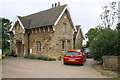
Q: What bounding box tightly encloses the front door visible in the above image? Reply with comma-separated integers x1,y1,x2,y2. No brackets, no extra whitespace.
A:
16,42,23,57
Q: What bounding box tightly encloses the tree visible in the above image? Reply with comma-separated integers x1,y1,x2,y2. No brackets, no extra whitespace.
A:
89,29,120,61
1,18,12,52
86,2,119,62
100,2,118,28
85,25,104,47
116,23,120,30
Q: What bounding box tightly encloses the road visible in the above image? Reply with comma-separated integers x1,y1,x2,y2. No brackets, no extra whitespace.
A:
2,57,108,78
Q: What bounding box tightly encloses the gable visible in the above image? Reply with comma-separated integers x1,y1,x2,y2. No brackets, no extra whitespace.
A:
10,16,25,32
77,28,84,40
12,21,25,34
74,25,84,40
54,8,77,32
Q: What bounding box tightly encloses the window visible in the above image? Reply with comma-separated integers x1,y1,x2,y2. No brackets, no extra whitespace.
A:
36,41,41,52
66,52,79,55
63,23,66,32
62,41,65,51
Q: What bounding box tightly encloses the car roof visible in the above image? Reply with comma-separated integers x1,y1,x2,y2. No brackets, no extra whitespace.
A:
68,49,83,52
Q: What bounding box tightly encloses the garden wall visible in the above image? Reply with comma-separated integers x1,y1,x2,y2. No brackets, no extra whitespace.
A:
102,56,118,71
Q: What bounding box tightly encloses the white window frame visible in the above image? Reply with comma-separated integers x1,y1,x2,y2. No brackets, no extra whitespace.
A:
62,41,65,51
36,41,41,52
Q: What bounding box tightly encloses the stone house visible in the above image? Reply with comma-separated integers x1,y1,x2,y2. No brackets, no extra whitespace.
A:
73,25,84,49
9,3,84,59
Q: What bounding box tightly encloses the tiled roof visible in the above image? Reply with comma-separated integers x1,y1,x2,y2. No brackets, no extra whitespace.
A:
18,4,67,29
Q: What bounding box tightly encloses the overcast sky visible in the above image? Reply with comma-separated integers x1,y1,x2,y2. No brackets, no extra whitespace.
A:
0,0,119,44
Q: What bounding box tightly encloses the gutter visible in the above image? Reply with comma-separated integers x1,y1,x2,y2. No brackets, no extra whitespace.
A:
27,19,31,55
27,30,30,55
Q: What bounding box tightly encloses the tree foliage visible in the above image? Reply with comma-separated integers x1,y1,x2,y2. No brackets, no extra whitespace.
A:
85,2,119,61
85,26,104,47
1,18,12,51
116,23,120,30
89,29,120,61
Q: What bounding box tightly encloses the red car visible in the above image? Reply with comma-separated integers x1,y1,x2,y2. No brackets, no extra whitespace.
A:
63,49,86,65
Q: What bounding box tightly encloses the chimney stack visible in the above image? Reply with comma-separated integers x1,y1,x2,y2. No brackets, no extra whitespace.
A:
58,2,60,6
52,2,60,8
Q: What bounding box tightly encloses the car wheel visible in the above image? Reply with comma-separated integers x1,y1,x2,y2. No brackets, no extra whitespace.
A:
81,60,84,66
81,63,83,66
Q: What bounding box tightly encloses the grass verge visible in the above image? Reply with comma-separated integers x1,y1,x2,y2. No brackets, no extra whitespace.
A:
92,62,118,78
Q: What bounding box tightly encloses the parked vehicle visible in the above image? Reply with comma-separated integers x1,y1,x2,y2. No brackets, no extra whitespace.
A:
63,49,87,65
84,48,92,58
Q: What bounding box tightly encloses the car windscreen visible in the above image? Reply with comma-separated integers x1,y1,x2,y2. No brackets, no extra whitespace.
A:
66,52,79,55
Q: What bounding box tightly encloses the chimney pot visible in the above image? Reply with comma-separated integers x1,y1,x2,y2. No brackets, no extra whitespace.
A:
58,2,60,6
55,3,57,7
52,4,54,8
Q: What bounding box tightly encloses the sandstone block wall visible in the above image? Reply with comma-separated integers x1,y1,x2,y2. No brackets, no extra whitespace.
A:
102,56,118,71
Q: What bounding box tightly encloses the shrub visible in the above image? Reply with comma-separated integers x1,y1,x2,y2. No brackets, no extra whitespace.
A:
3,51,9,55
24,55,56,61
50,58,56,61
24,55,37,59
37,56,56,61
89,29,120,61
24,55,29,58
28,55,37,59
13,54,17,57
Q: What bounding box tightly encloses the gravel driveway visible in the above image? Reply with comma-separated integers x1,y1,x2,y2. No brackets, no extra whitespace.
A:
2,57,109,78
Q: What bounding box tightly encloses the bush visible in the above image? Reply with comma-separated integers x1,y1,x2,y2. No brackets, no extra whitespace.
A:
24,55,37,59
89,29,120,61
37,56,56,61
3,51,9,55
24,55,56,61
24,55,29,58
13,54,17,57
8,52,17,57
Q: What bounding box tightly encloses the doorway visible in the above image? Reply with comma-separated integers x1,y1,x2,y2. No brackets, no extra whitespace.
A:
16,42,23,57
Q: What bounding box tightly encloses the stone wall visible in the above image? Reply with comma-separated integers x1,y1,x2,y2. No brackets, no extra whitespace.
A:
102,56,118,71
52,10,74,58
29,10,74,59
10,22,26,56
75,34,82,49
29,29,53,57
